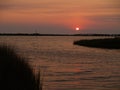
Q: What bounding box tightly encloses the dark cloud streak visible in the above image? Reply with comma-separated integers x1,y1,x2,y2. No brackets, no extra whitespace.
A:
86,14,120,22
0,23,73,34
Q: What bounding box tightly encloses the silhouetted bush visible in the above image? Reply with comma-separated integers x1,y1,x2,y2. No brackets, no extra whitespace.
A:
0,45,42,90
74,38,120,49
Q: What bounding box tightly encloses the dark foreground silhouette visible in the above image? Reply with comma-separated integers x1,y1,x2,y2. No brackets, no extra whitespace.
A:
0,45,42,90
74,38,120,49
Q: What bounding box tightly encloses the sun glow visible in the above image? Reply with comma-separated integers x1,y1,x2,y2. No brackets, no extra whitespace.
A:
75,27,80,31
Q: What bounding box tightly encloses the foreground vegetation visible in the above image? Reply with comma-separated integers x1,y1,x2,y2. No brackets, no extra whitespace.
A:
0,45,42,90
74,37,120,49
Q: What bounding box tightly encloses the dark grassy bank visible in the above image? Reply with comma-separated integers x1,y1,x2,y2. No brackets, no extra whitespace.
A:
0,45,42,90
74,38,120,49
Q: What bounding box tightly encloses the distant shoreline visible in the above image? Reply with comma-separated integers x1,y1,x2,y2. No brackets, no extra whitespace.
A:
73,38,120,49
0,33,120,36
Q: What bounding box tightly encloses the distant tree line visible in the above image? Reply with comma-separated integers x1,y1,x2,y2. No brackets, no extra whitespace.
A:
0,33,120,36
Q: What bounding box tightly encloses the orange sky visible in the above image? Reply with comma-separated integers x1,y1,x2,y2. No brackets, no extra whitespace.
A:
0,0,120,34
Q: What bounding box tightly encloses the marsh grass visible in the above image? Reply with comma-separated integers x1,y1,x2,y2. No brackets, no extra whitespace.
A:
74,38,120,49
0,45,42,90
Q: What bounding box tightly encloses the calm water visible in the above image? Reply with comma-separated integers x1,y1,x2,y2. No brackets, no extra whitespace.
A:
0,36,120,90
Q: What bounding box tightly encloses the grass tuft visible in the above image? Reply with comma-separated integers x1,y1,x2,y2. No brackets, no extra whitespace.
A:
0,44,42,90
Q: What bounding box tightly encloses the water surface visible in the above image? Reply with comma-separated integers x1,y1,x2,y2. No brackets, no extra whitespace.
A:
0,36,120,90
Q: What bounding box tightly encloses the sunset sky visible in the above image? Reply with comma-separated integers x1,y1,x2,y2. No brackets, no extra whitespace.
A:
0,0,120,34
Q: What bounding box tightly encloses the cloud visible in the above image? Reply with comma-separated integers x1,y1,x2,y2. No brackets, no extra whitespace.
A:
87,14,120,23
0,3,41,10
1,0,120,16
0,1,66,10
0,23,73,34
0,1,70,15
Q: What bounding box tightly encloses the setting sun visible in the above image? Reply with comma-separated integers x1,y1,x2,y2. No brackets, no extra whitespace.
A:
76,27,80,31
